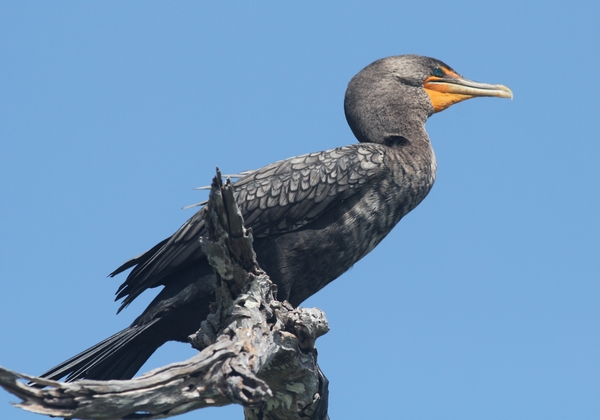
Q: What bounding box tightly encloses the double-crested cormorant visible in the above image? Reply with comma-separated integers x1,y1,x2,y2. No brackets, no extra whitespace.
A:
39,55,512,382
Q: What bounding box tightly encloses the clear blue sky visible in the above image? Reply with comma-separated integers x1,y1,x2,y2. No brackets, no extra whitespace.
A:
1,2,598,419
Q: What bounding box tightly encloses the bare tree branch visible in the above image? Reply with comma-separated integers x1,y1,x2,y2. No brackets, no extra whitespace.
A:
0,168,330,420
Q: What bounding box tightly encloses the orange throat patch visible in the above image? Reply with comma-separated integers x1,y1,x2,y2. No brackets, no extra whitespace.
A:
423,88,472,113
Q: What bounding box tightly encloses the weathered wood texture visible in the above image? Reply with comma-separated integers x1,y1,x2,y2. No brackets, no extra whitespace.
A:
0,169,330,420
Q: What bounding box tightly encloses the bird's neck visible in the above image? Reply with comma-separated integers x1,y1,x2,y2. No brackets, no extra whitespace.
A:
345,90,432,147
384,125,437,213
385,119,431,146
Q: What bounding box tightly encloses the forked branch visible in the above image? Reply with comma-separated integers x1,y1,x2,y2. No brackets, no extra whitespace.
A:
0,168,330,420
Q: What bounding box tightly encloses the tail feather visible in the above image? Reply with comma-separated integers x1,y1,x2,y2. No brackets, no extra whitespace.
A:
90,343,157,382
38,319,160,383
37,263,215,386
64,325,151,382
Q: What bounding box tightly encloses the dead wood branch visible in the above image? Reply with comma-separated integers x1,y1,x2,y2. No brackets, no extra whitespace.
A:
0,168,330,420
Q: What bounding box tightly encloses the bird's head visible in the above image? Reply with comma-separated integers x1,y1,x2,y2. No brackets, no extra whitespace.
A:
344,55,512,145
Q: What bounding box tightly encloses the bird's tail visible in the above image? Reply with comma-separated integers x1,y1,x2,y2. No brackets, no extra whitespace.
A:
37,319,160,384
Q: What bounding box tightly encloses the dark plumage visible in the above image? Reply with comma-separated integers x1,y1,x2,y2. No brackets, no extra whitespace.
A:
39,55,512,382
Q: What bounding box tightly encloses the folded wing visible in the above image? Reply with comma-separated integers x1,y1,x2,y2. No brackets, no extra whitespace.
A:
111,143,388,311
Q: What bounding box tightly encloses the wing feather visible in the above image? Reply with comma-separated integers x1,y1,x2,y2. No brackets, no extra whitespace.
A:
113,143,388,309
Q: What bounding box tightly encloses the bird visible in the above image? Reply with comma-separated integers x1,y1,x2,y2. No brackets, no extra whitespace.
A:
38,54,512,383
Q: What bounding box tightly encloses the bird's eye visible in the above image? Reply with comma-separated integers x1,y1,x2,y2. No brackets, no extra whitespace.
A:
433,67,444,77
